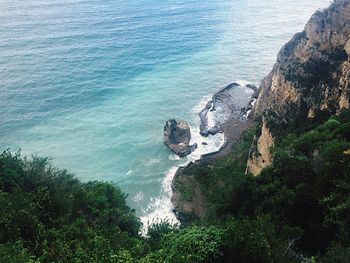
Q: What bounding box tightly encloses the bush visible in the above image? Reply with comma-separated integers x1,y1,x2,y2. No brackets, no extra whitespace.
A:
0,150,141,262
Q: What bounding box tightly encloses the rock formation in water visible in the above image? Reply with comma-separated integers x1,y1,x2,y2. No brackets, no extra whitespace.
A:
171,0,350,222
199,83,256,137
164,119,197,157
171,84,256,222
247,0,350,175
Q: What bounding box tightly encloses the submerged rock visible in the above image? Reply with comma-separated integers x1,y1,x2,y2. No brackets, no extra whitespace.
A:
163,119,197,157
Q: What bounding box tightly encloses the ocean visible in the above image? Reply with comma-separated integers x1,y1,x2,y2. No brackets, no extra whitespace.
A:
0,0,330,227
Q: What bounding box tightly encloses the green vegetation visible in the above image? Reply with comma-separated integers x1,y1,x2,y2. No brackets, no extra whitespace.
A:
1,109,350,262
174,179,193,202
0,152,141,262
173,109,350,262
178,127,256,217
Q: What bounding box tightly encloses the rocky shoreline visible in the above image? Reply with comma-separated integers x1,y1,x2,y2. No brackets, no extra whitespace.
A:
199,82,257,137
170,82,257,222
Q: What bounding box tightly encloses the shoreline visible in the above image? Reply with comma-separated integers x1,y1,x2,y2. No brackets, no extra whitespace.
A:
170,83,257,222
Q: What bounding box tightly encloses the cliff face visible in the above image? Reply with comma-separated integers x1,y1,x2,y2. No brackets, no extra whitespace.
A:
247,0,350,175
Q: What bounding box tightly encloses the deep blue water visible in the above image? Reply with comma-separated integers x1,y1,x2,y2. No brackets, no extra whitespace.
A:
0,0,330,225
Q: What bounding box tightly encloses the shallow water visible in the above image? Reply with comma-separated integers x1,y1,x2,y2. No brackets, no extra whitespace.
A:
0,0,330,225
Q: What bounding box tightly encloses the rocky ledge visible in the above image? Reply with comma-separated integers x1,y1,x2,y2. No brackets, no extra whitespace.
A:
164,119,198,157
171,83,257,223
199,82,257,137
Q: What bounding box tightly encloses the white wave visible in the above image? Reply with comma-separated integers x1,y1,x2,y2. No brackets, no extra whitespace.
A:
133,191,144,203
139,82,255,234
188,124,225,162
235,79,251,86
169,154,181,161
144,158,160,166
140,93,227,235
244,109,252,119
192,95,212,114
139,166,180,236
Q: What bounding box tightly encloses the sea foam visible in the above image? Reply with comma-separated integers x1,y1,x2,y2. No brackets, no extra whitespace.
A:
140,94,225,235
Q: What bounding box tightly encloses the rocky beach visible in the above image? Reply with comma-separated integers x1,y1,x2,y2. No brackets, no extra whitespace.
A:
170,82,257,221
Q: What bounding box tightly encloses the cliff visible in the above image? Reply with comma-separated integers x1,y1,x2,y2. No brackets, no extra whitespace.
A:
247,0,350,175
171,0,350,222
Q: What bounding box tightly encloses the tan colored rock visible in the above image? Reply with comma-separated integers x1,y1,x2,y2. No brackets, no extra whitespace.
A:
248,0,350,176
340,94,350,109
247,119,274,176
308,108,316,119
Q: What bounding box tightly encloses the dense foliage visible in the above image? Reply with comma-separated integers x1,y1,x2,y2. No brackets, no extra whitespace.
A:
1,110,350,262
0,152,142,262
0,152,226,263
173,109,350,262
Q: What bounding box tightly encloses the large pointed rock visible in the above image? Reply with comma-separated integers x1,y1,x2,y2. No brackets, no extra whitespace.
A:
163,119,197,157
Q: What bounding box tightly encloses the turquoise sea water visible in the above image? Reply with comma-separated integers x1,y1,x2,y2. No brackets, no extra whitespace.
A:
0,0,330,226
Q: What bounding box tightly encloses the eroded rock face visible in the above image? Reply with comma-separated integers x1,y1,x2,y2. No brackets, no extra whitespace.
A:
164,119,197,157
247,0,350,175
246,119,274,176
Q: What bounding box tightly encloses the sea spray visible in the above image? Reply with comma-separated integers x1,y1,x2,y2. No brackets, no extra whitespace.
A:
140,95,225,235
140,82,256,234
139,166,181,235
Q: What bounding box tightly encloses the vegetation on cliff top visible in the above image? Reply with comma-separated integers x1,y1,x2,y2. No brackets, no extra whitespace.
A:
172,108,350,262
1,109,350,262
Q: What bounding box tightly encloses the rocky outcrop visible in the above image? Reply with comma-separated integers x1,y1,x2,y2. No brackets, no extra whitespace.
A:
164,119,197,157
246,119,274,176
247,0,350,175
171,163,207,224
171,83,255,221
199,83,255,136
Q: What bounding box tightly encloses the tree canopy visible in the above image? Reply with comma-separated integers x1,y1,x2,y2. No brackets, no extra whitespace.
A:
1,110,350,262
